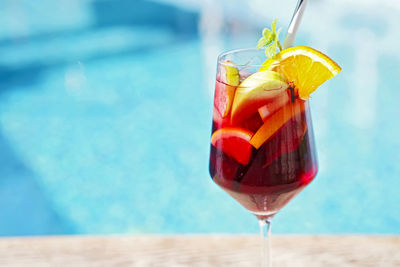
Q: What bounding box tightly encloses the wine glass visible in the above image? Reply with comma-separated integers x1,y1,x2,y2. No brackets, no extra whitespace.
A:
209,48,318,266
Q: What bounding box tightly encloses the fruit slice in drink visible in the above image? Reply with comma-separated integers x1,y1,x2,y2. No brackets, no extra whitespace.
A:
214,61,240,118
211,127,253,165
213,62,240,129
230,70,288,125
260,46,342,99
258,91,290,121
250,99,305,149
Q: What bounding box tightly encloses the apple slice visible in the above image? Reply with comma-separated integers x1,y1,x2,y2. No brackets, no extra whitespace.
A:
250,100,306,149
211,128,254,165
258,90,290,121
231,70,288,125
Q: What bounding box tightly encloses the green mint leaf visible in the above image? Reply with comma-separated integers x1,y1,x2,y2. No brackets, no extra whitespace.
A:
273,28,281,46
265,44,277,58
269,32,276,43
257,37,270,49
271,19,277,33
267,35,274,44
275,28,282,40
262,28,271,38
257,19,283,58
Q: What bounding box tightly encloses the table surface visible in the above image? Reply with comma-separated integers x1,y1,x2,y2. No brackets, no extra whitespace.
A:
0,235,399,266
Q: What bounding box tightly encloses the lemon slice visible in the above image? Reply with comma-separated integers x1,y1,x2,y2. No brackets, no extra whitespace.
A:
259,46,341,99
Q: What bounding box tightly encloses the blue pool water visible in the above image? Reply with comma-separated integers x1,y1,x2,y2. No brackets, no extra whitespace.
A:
0,0,399,236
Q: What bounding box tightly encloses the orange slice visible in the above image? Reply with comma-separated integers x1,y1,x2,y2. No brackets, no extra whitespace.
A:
250,100,305,149
211,128,254,165
260,46,341,99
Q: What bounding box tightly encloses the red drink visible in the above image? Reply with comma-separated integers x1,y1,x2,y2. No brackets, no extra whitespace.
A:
209,78,318,219
208,20,341,266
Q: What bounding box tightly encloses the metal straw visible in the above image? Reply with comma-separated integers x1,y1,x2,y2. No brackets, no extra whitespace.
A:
283,0,308,49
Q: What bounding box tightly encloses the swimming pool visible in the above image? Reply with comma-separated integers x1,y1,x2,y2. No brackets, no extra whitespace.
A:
0,0,399,236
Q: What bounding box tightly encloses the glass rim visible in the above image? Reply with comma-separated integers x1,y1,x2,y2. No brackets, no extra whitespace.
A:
217,48,268,68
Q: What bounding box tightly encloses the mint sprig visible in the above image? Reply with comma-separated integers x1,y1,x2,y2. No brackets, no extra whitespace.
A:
256,19,283,58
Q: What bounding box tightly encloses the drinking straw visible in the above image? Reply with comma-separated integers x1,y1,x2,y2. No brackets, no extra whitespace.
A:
283,0,308,49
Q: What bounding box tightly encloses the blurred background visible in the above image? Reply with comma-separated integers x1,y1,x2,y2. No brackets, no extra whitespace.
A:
0,0,399,236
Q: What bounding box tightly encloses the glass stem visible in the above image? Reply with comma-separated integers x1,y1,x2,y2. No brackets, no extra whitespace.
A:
258,218,272,267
